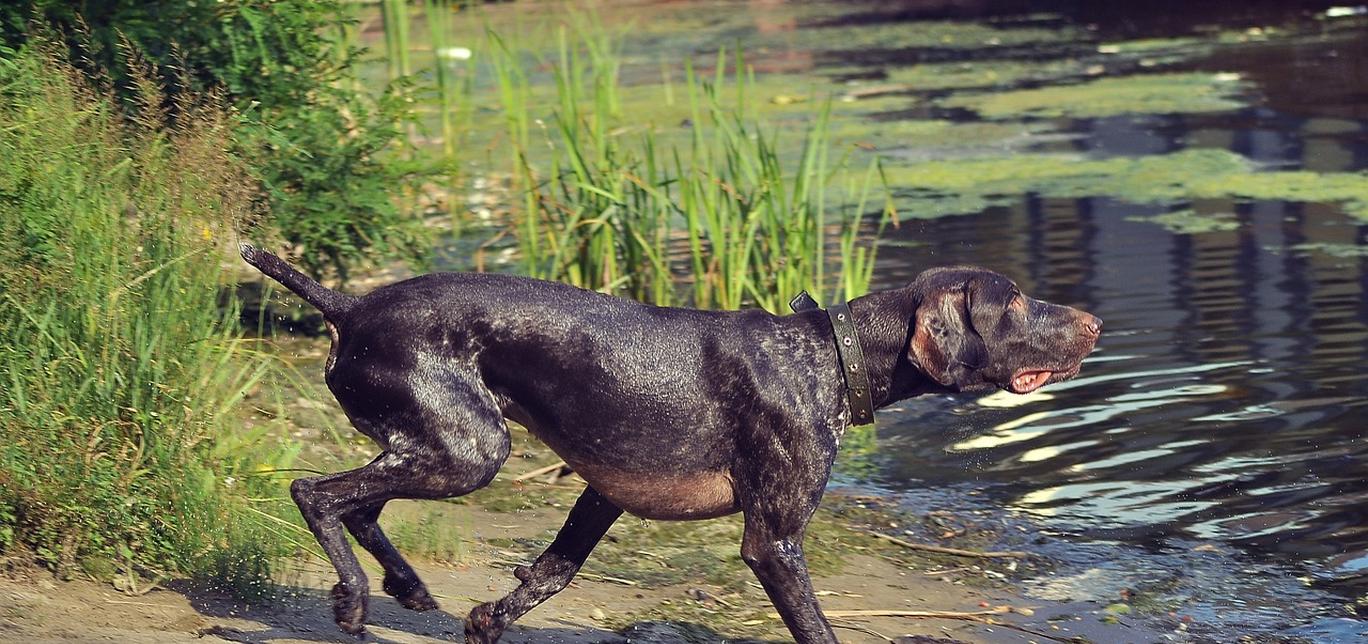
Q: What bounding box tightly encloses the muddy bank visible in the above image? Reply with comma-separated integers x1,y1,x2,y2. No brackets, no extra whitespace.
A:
0,324,1176,644
0,495,1170,644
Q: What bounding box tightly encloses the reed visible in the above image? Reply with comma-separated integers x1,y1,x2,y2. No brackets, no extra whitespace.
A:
423,0,478,221
368,7,898,310
424,0,458,162
487,25,895,311
380,0,412,82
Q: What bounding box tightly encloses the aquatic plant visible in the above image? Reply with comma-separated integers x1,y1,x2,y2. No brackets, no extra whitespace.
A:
381,0,413,85
423,0,476,210
881,148,1368,222
749,16,1078,53
878,58,1093,93
1126,209,1239,234
941,72,1249,120
490,30,896,311
1290,242,1368,259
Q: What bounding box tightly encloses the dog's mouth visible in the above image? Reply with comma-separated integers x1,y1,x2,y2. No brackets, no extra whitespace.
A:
1008,363,1085,394
1009,369,1054,394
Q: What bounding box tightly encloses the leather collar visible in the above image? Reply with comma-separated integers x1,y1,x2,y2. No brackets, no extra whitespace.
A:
789,292,876,427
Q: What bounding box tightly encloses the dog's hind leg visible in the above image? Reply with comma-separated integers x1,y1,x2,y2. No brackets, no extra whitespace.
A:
293,372,511,637
341,502,438,611
465,486,622,644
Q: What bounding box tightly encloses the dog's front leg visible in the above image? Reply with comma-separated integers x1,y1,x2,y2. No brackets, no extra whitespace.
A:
736,421,840,644
740,517,837,643
466,486,623,643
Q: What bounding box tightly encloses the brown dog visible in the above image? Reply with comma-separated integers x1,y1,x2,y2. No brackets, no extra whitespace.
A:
241,245,1100,643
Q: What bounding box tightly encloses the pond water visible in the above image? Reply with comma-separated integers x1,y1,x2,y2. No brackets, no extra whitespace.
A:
795,1,1368,637
426,0,1368,637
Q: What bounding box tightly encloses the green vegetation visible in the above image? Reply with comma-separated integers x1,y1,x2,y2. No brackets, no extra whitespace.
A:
4,0,1366,610
1291,242,1368,259
423,0,474,201
1126,209,1239,234
941,72,1249,120
1,0,432,283
490,28,897,311
0,44,296,599
752,17,1078,52
882,148,1368,220
382,502,471,566
879,58,1093,92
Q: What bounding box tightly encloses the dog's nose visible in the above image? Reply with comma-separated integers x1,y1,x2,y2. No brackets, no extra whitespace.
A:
1082,314,1103,336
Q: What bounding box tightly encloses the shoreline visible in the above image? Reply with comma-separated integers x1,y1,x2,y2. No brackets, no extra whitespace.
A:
0,485,1163,644
0,324,1172,643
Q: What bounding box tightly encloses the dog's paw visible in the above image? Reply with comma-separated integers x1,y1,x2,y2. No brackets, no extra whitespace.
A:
383,574,439,612
330,582,369,637
464,602,504,644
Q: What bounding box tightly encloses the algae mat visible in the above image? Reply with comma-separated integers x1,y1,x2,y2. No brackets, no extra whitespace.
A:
881,148,1368,222
940,72,1249,120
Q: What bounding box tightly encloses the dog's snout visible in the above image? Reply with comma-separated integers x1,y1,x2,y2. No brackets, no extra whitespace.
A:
1081,314,1103,336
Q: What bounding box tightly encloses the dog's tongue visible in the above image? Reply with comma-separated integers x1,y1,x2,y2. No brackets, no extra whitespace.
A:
1011,370,1053,394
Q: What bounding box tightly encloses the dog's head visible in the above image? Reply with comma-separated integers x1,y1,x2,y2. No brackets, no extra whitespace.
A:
905,266,1100,394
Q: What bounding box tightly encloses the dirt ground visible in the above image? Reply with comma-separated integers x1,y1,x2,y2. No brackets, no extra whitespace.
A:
0,290,1174,644
0,497,1168,644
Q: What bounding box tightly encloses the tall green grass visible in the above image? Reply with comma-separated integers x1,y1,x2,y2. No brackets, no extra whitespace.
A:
488,26,896,311
354,5,898,309
380,0,413,86
423,0,477,220
0,43,296,598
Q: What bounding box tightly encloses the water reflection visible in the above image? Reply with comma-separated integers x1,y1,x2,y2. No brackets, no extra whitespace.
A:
666,0,1368,611
871,71,1368,592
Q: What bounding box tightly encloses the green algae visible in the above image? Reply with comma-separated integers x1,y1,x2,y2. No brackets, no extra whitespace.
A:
754,19,1078,53
1126,210,1239,234
828,118,1046,153
879,58,1093,92
881,148,1368,222
1197,170,1368,219
941,72,1249,120
1291,242,1368,259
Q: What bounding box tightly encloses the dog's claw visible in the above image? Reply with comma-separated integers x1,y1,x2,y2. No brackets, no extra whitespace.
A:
465,602,504,644
383,574,439,611
331,582,369,637
398,586,439,612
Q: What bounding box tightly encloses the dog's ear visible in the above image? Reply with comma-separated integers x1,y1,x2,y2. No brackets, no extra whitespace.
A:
908,284,988,388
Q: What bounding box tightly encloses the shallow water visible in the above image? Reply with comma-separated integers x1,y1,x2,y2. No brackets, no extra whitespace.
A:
426,0,1368,635
804,1,1368,636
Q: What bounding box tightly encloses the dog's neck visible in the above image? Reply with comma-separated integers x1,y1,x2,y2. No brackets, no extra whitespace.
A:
847,288,941,407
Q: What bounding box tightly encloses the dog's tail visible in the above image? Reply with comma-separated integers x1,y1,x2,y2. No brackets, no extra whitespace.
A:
239,243,357,320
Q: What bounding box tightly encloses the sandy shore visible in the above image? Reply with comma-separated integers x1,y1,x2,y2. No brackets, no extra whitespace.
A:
0,485,1169,644
0,320,1179,644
